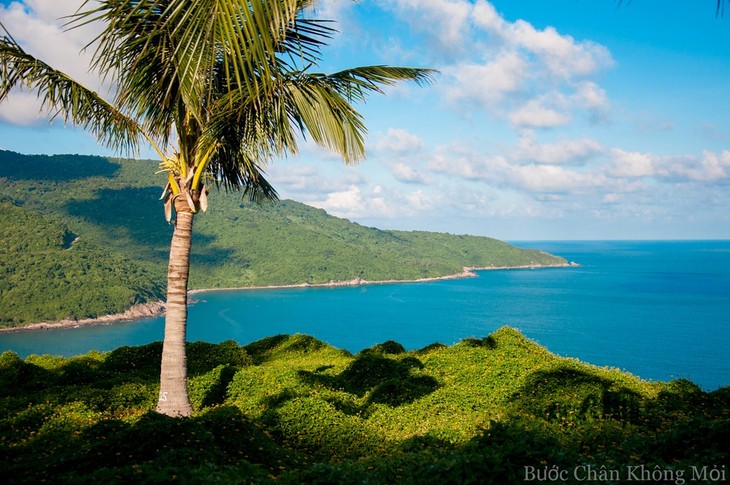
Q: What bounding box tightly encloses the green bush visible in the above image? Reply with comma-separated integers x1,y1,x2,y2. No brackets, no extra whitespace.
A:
187,340,253,375
103,382,157,414
270,396,381,459
102,341,162,381
189,364,237,411
360,340,407,355
35,401,102,441
512,364,643,424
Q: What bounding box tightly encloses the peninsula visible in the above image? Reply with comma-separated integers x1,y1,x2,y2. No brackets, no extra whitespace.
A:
0,150,569,329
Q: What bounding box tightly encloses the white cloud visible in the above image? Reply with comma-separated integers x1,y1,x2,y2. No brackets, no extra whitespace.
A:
268,164,321,192
310,184,402,219
426,141,600,193
0,90,50,124
384,0,614,128
280,132,728,234
514,131,604,164
508,98,571,128
608,148,730,182
313,185,367,217
391,163,429,184
372,129,430,184
384,0,472,56
278,136,729,236
0,0,107,125
312,0,353,24
505,21,612,79
373,128,425,155
670,150,730,182
602,193,623,204
608,149,658,178
573,81,610,123
442,52,526,108
405,189,438,211
269,161,365,198
574,81,608,110
511,163,603,193
428,143,510,182
471,0,505,32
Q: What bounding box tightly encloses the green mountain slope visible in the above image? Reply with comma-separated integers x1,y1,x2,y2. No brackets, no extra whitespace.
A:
0,202,164,326
1,328,727,483
0,150,567,326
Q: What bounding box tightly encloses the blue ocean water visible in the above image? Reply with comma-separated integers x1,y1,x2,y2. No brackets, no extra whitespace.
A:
1,240,728,390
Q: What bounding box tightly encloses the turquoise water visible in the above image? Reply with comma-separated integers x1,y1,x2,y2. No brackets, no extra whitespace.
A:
1,240,729,390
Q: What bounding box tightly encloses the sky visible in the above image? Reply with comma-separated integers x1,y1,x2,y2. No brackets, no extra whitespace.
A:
1,0,729,240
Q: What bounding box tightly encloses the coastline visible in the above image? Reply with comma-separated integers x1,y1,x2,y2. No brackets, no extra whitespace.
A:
0,301,167,334
1,262,574,334
188,262,574,295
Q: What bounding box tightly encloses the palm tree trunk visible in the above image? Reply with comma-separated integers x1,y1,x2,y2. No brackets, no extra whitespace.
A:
157,200,195,417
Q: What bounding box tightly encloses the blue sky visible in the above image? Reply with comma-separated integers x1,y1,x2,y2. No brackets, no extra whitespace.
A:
1,1,729,240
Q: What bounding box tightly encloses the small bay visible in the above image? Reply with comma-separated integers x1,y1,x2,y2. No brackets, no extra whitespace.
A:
1,240,728,390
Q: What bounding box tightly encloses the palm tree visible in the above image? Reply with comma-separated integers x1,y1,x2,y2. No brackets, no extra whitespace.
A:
0,0,433,417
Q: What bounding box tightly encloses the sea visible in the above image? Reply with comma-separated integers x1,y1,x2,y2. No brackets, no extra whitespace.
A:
1,240,729,390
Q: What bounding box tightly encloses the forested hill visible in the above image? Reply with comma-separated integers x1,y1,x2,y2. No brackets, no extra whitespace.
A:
0,150,567,327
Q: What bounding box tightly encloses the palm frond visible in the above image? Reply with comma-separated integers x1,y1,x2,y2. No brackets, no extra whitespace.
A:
0,25,142,154
196,62,437,191
316,65,437,103
240,169,279,202
278,67,435,163
282,74,368,163
277,17,334,69
195,100,284,197
73,0,183,141
70,0,334,145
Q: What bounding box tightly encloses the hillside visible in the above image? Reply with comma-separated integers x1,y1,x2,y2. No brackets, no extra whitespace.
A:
1,327,727,483
0,202,163,326
0,150,567,327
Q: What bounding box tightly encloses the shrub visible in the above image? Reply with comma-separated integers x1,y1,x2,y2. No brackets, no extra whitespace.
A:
58,354,107,385
34,401,101,442
270,396,381,459
1,402,55,442
101,342,162,381
103,382,157,414
414,342,447,355
188,364,237,411
187,340,252,375
0,351,28,390
360,340,407,355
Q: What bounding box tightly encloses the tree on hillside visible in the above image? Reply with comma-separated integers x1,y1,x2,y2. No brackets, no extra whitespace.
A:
0,0,433,417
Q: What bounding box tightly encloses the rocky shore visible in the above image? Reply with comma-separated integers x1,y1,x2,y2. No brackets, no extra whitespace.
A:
0,301,166,334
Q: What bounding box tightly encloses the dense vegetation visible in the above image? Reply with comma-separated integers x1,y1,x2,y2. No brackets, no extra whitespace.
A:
0,201,164,326
0,327,726,483
0,150,566,327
